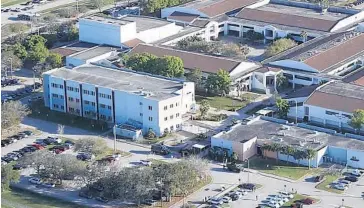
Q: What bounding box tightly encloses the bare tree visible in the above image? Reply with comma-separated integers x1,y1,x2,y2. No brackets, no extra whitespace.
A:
19,150,54,177
1,101,30,131
57,124,65,135
77,162,110,188
74,138,108,156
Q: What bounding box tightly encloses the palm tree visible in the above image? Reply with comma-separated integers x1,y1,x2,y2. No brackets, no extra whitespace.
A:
300,30,308,43
270,143,282,162
261,144,271,159
284,146,295,164
306,148,317,169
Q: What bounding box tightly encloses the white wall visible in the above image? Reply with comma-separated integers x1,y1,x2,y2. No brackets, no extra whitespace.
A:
346,149,364,169
331,10,364,32
120,22,137,43
305,104,352,127
287,97,307,119
137,23,182,43
158,96,183,134
229,62,259,77
79,19,122,47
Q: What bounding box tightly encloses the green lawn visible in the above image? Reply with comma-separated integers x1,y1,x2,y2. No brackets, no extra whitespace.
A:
282,194,317,207
29,100,109,133
196,94,257,111
2,0,28,7
1,188,86,208
247,157,321,180
315,174,343,194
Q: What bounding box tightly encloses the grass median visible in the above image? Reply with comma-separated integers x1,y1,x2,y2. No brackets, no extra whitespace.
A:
195,94,258,111
315,174,343,194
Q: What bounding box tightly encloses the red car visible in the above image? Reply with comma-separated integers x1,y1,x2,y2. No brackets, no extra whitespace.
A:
302,198,314,205
32,144,44,150
55,149,64,154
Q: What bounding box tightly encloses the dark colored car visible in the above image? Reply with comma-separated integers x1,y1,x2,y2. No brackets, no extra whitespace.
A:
240,183,256,190
64,140,75,145
314,175,324,182
95,196,109,203
13,163,24,170
345,176,358,182
231,194,239,201
151,144,171,155
77,153,94,161
22,130,33,136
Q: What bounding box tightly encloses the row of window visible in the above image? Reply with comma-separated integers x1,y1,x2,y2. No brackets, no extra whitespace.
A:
52,94,64,99
83,90,95,96
53,104,64,110
100,104,112,110
100,114,112,121
51,83,63,89
68,107,80,114
164,113,180,121
163,102,179,110
325,110,352,119
99,93,111,99
84,100,96,106
68,97,80,103
67,86,79,92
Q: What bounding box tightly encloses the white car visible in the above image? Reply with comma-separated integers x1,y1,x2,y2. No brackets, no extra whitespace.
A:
267,197,284,206
351,169,362,177
29,177,42,185
43,183,55,188
222,196,232,203
209,198,223,205
334,184,348,190
276,194,289,203
279,191,293,199
236,189,248,195
266,202,280,208
140,160,152,166
340,180,351,185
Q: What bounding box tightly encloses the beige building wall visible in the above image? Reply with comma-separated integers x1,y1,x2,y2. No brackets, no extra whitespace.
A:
231,137,258,161
264,150,278,159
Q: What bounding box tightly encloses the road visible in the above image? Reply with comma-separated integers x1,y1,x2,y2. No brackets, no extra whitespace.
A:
1,0,77,25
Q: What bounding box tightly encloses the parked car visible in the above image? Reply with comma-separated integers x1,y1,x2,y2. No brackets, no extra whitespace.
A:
314,175,324,182
339,179,352,185
240,183,256,190
29,177,42,185
43,183,55,188
151,144,170,155
231,194,241,201
140,159,152,166
301,198,314,205
142,199,157,206
334,183,348,190
64,140,75,145
32,144,45,150
279,191,294,199
351,169,362,177
95,196,109,203
77,153,95,161
265,202,280,208
22,130,33,136
276,194,289,203
222,196,232,203
13,163,24,170
345,176,358,182
208,197,223,205
267,197,284,206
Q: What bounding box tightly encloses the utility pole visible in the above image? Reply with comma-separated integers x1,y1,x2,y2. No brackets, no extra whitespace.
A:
9,58,13,79
113,124,117,153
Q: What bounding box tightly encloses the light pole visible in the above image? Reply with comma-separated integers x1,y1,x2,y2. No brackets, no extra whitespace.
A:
245,159,250,183
284,184,287,192
113,124,117,153
341,199,344,207
8,58,13,79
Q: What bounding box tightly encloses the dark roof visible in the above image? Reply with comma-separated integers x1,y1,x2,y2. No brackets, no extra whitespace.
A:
256,66,281,73
284,85,319,99
305,82,364,113
122,38,145,48
50,48,78,57
168,11,199,23
130,44,241,74
235,8,337,32
304,34,364,71
191,19,211,28
343,68,364,86
199,0,259,17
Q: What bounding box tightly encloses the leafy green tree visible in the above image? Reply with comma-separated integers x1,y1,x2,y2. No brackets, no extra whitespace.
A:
1,101,30,130
276,73,289,91
19,150,53,178
349,109,364,133
216,69,232,96
27,43,49,63
1,51,23,74
199,100,210,118
186,68,202,86
265,38,297,57
25,35,47,50
1,164,20,192
205,74,219,93
306,148,317,169
46,53,63,68
159,55,184,77
245,30,264,42
276,97,289,118
12,43,28,59
283,145,295,164
74,138,108,156
126,53,157,73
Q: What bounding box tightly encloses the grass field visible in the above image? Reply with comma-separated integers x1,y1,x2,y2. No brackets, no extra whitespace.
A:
1,187,86,208
247,157,321,180
196,94,257,111
2,0,27,7
315,174,343,194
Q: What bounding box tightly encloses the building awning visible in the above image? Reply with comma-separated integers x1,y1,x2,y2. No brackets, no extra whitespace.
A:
192,144,207,149
256,108,274,116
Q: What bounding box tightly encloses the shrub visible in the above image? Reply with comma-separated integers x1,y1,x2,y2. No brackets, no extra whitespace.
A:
265,38,297,57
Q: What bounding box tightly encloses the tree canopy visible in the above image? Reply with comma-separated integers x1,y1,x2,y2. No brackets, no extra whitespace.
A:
1,101,30,130
265,38,297,57
74,138,108,156
349,109,364,132
276,97,289,118
1,164,20,192
205,69,232,95
125,53,184,78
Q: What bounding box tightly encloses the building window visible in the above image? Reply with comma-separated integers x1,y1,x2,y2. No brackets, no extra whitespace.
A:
60,105,64,110
76,98,80,103
108,116,112,121
295,75,312,81
91,91,95,96
84,100,90,105
75,88,79,92
176,102,178,106
100,114,106,120
76,109,80,114
100,104,106,108
60,95,64,99
176,113,180,117
107,105,111,110
228,23,239,27
52,94,58,98
68,97,74,102
60,85,63,89
148,117,153,121
326,110,339,116
83,89,87,94
67,86,74,91
170,115,173,119
140,113,143,116
342,114,352,119
176,124,180,128
99,93,111,99
53,104,59,108
69,107,75,112
91,102,95,106
170,104,174,108
170,125,174,131
164,106,167,110
218,24,224,28
164,117,168,121
139,102,143,105
148,106,152,110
